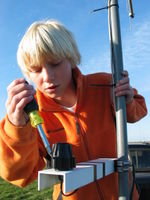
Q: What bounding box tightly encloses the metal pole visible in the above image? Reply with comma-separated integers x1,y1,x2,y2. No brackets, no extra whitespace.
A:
108,0,130,199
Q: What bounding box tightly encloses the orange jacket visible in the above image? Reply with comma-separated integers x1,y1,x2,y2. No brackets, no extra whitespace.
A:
0,67,147,200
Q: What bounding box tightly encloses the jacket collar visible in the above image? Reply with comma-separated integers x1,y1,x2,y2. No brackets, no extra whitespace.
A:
36,67,84,112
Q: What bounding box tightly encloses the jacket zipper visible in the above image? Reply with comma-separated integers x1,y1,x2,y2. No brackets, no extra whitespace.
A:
74,113,104,200
75,114,80,135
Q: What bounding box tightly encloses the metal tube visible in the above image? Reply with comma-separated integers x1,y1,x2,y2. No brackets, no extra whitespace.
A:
108,0,129,199
128,0,134,18
37,124,52,157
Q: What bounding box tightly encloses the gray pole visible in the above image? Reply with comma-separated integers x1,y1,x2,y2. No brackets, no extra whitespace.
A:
108,0,130,199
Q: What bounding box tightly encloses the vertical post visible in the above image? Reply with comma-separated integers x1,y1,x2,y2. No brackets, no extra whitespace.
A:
109,0,129,199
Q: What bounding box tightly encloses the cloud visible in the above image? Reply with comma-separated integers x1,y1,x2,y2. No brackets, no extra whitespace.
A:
123,19,150,71
81,50,111,74
81,15,150,141
123,18,150,94
82,16,150,93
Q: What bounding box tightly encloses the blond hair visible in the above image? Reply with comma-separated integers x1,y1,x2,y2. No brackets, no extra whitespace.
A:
17,19,81,78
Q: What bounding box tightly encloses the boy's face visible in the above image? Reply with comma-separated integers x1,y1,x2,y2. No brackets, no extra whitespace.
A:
28,58,76,105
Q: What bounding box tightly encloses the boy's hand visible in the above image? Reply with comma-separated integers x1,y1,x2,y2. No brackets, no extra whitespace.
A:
115,70,134,104
6,78,36,126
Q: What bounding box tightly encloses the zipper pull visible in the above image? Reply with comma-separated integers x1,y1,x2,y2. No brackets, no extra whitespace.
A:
75,114,80,135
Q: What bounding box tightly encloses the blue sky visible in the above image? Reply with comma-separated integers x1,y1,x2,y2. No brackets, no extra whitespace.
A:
0,0,150,142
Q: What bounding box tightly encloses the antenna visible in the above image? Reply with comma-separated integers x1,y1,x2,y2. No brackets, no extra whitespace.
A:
91,0,135,199
108,0,130,199
128,0,134,18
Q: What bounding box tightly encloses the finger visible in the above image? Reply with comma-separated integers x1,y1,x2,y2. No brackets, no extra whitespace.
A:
7,81,34,95
7,88,35,109
122,70,128,75
121,70,129,78
116,76,129,87
117,83,130,91
115,88,130,97
115,89,131,97
7,78,26,91
7,82,35,105
6,94,33,117
115,81,130,96
15,96,34,113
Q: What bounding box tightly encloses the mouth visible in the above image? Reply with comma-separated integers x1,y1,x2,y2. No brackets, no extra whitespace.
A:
45,84,59,91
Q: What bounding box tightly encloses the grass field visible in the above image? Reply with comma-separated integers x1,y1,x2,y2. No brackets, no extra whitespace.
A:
0,177,53,200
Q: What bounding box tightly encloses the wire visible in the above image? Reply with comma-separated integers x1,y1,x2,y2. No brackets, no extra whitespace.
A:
129,161,141,200
59,176,78,197
91,3,119,13
89,83,116,87
130,163,135,200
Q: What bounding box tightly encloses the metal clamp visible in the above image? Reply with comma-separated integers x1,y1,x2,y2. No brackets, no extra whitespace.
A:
115,157,130,173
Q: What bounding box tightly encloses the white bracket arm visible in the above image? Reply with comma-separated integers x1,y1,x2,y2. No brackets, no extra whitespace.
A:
38,158,116,194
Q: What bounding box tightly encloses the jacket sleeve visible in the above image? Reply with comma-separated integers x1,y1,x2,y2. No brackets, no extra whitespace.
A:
126,88,147,123
0,115,45,187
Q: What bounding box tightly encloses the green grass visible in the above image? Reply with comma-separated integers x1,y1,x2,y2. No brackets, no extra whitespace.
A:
0,177,53,200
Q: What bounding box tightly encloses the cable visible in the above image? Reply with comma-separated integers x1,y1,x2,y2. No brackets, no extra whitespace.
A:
130,163,135,200
91,3,119,13
90,3,119,14
59,176,78,197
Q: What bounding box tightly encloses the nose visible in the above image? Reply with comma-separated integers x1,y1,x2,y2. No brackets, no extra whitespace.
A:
42,66,54,82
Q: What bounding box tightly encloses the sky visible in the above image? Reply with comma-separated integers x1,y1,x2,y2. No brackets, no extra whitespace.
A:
0,0,150,142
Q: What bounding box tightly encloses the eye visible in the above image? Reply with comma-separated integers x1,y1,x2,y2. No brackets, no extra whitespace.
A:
51,60,62,67
28,66,42,73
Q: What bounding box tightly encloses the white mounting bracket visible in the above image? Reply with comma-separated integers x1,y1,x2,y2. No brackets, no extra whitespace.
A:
38,158,116,194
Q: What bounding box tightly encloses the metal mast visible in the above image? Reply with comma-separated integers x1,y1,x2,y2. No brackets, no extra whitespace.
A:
108,0,130,199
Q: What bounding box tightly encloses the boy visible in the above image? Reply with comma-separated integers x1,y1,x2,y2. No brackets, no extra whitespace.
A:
0,19,147,200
